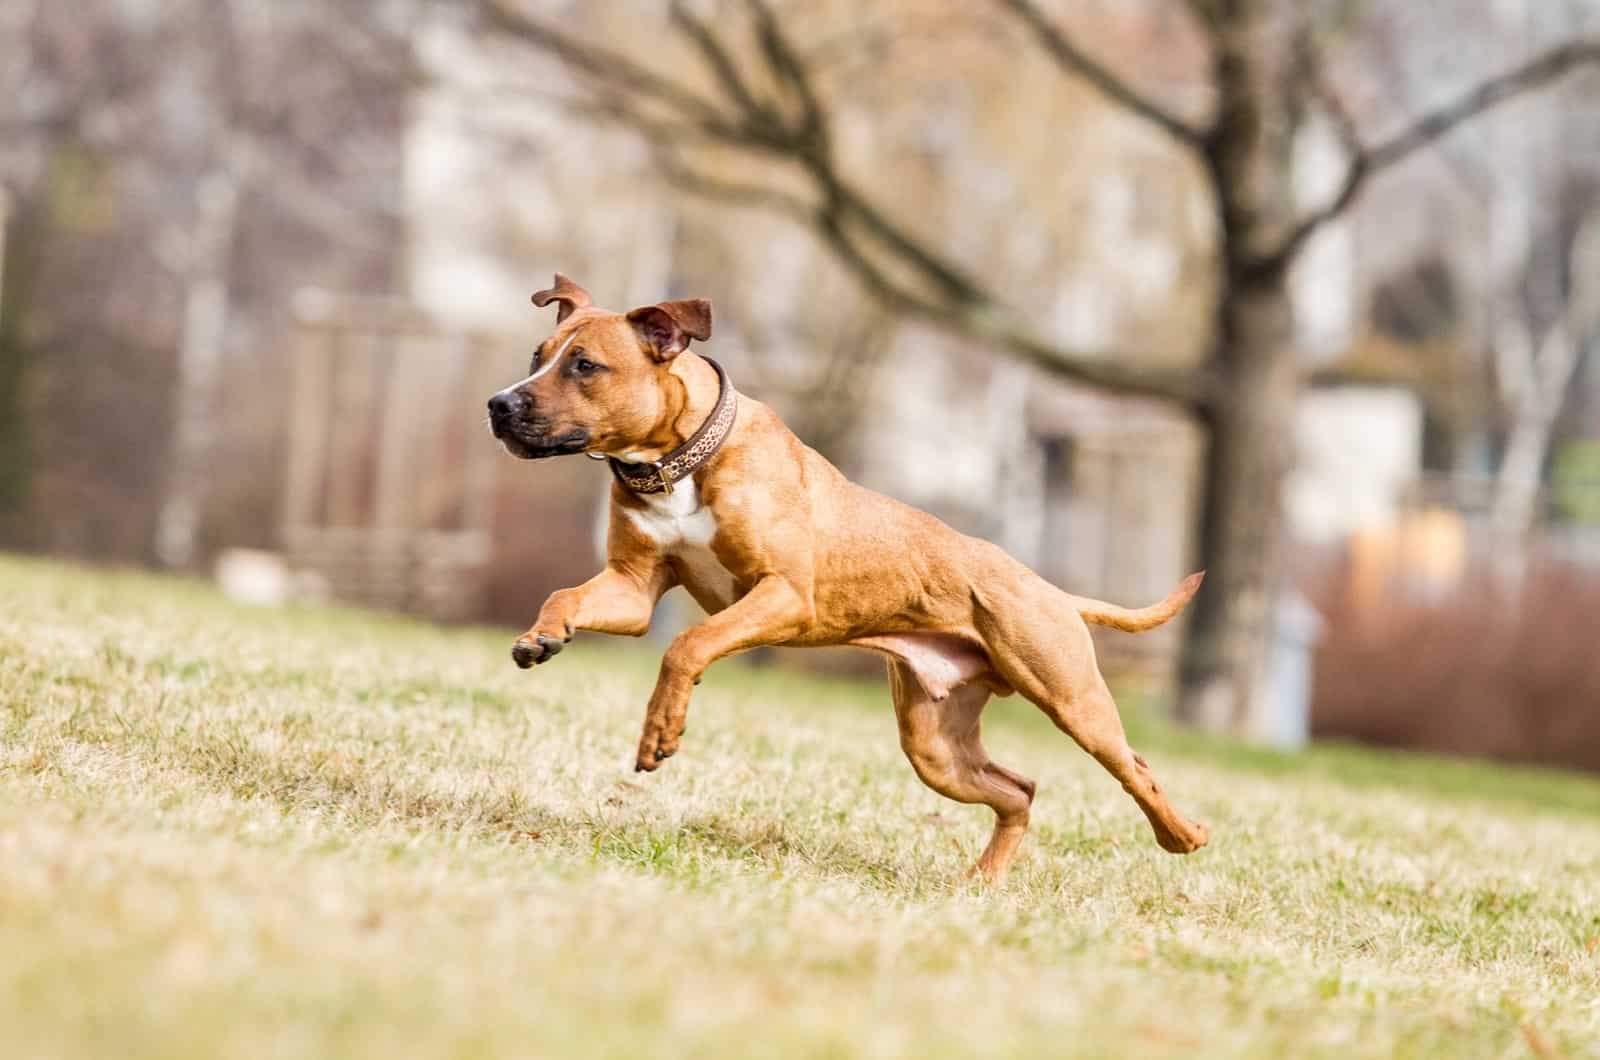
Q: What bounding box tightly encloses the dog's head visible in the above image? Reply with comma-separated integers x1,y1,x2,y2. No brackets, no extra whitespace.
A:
487,273,713,460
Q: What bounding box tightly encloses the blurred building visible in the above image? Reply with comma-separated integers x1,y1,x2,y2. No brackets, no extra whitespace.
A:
6,0,1600,766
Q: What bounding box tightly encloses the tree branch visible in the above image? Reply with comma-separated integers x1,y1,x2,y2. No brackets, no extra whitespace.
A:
1293,25,1362,161
1181,0,1221,36
659,144,1208,404
483,1,752,143
670,2,774,133
742,0,828,152
811,207,1211,403
992,0,1204,149
732,0,986,306
1262,37,1600,270
651,148,816,224
485,0,1209,407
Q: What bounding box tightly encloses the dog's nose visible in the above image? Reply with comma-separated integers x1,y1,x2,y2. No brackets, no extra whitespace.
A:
488,391,527,420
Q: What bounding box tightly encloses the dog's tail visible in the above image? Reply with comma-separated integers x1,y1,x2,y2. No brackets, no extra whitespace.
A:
1070,571,1204,633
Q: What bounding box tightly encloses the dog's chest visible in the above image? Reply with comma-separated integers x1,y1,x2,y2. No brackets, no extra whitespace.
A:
622,483,739,610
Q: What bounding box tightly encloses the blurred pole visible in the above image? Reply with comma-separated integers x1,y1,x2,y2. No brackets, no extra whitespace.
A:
0,180,29,528
156,166,240,569
0,185,9,339
157,0,251,570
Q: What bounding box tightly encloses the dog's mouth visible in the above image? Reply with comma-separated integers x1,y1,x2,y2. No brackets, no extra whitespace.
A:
492,421,591,460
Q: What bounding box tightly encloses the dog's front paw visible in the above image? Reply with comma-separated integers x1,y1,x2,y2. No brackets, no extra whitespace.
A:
633,727,677,772
511,632,566,669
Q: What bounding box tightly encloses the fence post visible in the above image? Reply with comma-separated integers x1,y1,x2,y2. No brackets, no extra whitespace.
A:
282,314,335,538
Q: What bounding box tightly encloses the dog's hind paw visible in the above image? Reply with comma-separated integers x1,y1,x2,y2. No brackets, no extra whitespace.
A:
511,633,565,669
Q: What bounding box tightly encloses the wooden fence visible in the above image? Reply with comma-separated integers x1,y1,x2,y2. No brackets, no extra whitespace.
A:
282,290,509,621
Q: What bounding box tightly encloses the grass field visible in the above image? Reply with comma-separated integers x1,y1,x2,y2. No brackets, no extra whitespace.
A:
3,554,1600,1059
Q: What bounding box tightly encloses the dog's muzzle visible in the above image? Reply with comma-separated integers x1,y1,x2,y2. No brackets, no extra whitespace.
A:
488,392,589,459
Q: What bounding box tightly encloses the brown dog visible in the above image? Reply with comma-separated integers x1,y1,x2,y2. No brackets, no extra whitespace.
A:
489,274,1209,884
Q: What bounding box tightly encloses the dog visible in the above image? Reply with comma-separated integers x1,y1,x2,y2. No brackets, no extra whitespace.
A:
488,274,1209,884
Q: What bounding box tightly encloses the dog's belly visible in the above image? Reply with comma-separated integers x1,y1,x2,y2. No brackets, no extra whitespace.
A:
850,632,1011,700
621,481,739,611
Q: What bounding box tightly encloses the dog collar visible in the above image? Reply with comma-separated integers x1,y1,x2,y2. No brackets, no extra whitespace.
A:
606,357,736,496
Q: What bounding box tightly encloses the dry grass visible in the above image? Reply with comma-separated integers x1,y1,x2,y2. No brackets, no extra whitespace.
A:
3,554,1600,1059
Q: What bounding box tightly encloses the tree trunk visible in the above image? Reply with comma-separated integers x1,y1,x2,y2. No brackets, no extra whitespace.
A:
1177,269,1298,733
1175,0,1300,735
156,166,239,569
0,188,38,536
1488,320,1579,587
1487,213,1600,588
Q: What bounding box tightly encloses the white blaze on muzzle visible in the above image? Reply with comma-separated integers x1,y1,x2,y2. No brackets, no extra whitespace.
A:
494,330,579,399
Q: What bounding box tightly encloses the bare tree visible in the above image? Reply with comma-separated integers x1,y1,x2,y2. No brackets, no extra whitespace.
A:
0,0,415,562
158,1,424,568
484,0,1600,733
1488,213,1600,576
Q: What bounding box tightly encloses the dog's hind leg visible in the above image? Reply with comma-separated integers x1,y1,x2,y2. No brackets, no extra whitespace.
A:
1057,682,1209,854
889,662,1035,886
976,591,1209,855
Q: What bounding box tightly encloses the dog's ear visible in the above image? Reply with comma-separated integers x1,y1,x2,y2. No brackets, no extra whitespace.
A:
531,273,593,323
626,299,713,362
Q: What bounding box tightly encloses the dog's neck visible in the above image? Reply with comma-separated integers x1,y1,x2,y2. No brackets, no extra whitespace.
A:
612,353,722,465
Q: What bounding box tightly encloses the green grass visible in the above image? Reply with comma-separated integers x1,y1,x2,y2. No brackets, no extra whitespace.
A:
3,553,1599,1059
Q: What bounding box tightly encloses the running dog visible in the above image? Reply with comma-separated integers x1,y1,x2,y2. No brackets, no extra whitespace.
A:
488,274,1209,883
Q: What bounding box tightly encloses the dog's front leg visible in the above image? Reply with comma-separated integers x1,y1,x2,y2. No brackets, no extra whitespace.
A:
512,563,671,668
635,574,811,771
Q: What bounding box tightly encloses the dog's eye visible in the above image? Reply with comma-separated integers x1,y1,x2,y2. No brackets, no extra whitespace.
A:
572,353,602,377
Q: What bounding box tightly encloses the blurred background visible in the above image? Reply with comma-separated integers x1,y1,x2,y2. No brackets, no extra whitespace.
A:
4,0,1600,771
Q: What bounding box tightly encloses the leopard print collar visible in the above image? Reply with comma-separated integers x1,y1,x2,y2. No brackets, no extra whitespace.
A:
607,357,736,496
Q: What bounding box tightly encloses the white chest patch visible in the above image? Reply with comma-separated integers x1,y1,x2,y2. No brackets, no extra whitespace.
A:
622,482,739,610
